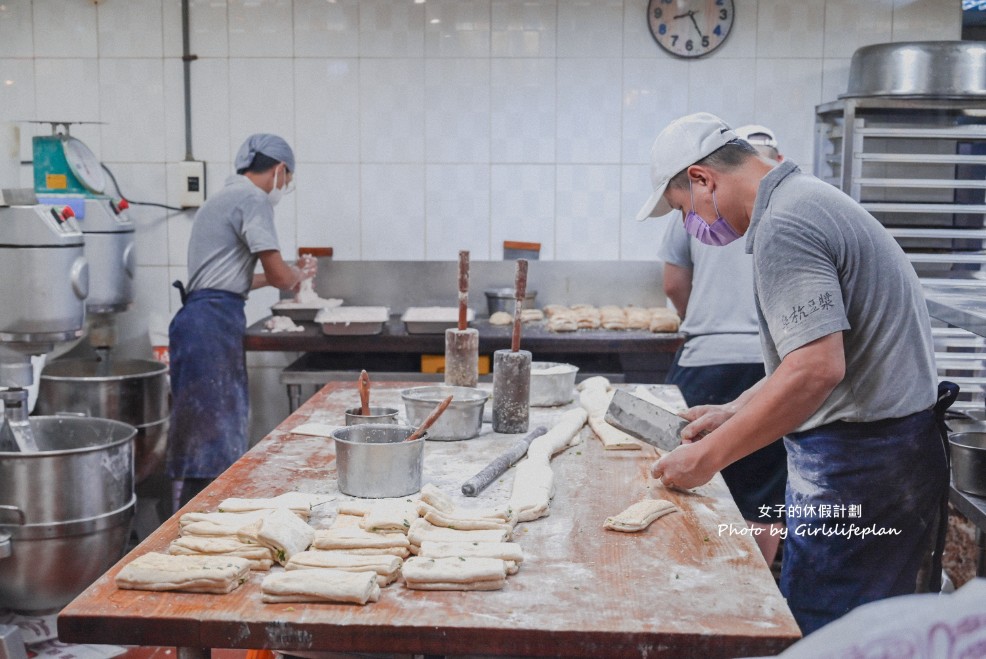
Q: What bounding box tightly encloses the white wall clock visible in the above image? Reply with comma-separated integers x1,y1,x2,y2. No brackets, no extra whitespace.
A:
647,0,735,58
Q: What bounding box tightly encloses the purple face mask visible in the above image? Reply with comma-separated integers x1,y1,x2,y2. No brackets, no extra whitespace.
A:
682,181,741,246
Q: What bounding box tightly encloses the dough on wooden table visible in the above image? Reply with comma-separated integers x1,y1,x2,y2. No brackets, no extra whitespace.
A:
286,551,402,586
261,568,380,605
179,510,274,538
604,499,678,532
115,553,251,594
359,502,419,534
407,519,510,547
313,527,411,551
489,311,512,325
416,502,516,526
509,460,555,522
579,385,642,451
417,541,523,574
402,556,508,590
330,513,365,529
525,408,587,462
169,536,275,571
419,483,455,513
423,510,513,533
217,492,334,520
239,507,314,565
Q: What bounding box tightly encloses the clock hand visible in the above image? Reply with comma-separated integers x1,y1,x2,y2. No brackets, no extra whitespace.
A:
687,10,704,38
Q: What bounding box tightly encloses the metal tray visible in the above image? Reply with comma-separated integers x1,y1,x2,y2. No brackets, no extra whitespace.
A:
402,307,475,334
315,306,389,336
271,298,343,322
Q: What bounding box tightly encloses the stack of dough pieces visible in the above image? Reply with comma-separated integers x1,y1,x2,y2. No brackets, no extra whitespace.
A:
520,308,544,323
169,536,276,571
286,552,402,586
507,408,588,522
116,553,251,594
402,556,509,591
311,527,412,558
217,492,334,521
237,507,315,565
261,568,380,605
540,304,681,333
416,540,524,575
172,509,278,570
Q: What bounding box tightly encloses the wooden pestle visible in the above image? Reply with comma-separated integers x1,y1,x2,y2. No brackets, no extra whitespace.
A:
445,250,479,387
406,395,453,442
358,370,371,416
493,259,531,434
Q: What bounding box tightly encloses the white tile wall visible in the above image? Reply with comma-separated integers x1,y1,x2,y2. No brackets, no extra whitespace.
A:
7,0,963,441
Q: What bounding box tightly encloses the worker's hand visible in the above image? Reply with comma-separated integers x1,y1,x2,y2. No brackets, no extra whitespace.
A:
296,254,318,280
679,403,736,442
650,442,716,490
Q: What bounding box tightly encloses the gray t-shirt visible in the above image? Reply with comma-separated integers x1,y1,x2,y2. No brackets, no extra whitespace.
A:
747,161,936,431
657,215,763,367
187,175,281,297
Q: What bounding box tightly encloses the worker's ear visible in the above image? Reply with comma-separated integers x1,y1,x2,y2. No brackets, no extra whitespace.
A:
686,164,715,188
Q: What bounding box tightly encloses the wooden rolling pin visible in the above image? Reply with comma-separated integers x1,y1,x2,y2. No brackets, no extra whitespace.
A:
358,370,371,416
461,426,547,497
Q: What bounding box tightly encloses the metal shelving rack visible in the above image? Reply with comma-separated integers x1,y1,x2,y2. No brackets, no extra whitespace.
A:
815,96,986,414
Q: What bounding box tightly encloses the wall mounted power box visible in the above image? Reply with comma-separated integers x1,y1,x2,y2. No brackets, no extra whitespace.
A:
179,160,205,208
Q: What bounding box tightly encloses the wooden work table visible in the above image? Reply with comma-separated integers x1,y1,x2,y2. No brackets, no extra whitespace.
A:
59,382,800,658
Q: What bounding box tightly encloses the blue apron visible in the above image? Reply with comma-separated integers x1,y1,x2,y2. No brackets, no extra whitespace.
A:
780,401,949,635
166,287,249,480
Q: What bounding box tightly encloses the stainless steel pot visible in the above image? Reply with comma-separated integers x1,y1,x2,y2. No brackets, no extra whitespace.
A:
844,41,986,98
401,386,488,441
484,288,537,316
529,362,579,407
0,416,135,612
331,424,424,498
36,358,168,483
949,431,986,497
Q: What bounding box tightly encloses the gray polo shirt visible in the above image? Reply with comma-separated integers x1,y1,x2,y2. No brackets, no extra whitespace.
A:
186,175,281,297
657,216,763,367
747,161,936,431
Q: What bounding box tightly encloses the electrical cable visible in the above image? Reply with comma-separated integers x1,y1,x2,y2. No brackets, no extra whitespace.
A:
101,162,186,213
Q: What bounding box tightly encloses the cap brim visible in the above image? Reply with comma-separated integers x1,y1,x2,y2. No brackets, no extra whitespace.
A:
635,183,672,222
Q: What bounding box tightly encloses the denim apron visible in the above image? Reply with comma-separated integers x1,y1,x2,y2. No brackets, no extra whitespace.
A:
780,383,955,635
166,287,249,480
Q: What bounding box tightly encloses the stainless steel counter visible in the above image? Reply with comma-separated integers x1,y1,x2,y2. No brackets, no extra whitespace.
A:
925,282,986,339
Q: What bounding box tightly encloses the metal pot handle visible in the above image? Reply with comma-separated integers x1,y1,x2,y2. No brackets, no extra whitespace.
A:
0,505,26,526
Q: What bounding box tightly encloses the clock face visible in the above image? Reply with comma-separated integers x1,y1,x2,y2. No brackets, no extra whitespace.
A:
647,0,734,59
62,136,106,194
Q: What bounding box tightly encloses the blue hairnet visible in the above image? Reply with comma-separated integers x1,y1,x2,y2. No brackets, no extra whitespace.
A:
234,133,295,173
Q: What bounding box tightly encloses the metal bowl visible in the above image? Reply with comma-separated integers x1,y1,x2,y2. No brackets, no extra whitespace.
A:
401,385,489,441
344,406,399,426
949,431,986,497
529,362,579,407
484,288,537,316
331,424,424,498
843,41,986,99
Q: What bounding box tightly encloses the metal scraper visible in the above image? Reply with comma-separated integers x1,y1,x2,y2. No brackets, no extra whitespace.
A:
604,389,687,452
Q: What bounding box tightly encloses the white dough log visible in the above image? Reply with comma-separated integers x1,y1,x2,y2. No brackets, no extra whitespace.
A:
604,499,678,532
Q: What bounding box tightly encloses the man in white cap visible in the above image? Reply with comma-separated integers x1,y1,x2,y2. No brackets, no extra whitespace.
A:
657,123,786,568
167,133,316,508
639,113,952,634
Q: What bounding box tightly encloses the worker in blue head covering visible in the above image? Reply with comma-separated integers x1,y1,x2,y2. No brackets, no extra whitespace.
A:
167,133,317,509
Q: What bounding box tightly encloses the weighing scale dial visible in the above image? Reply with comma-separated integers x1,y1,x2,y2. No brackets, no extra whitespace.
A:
62,136,106,194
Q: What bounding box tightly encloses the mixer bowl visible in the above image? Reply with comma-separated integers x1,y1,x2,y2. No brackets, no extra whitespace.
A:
401,386,489,441
37,358,169,483
331,424,424,498
0,416,135,612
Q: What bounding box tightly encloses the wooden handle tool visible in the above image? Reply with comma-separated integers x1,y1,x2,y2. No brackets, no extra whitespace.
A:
511,259,528,352
458,250,469,332
406,395,454,442
358,370,371,416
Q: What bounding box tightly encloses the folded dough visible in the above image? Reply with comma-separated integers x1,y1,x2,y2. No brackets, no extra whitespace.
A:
604,499,678,532
313,527,411,551
359,502,419,534
402,556,508,590
417,541,523,574
422,510,513,534
525,408,587,462
407,519,510,547
419,483,455,513
115,553,251,594
261,568,380,605
169,536,275,571
218,492,334,520
240,507,315,564
286,550,402,586
579,382,642,451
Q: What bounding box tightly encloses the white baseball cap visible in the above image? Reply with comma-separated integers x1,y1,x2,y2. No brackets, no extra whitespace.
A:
635,112,738,222
735,124,777,149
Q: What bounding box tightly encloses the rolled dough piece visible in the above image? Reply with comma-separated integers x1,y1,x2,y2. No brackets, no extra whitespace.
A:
604,499,678,532
240,507,315,564
420,483,455,513
169,536,275,571
217,492,334,519
417,541,523,565
286,551,402,586
313,527,411,551
179,509,272,531
407,519,510,546
115,553,251,594
509,460,555,522
489,311,512,325
423,510,513,534
525,408,588,462
402,556,508,586
261,568,380,604
580,386,642,451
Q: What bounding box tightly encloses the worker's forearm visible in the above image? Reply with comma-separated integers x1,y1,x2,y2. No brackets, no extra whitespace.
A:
251,273,267,290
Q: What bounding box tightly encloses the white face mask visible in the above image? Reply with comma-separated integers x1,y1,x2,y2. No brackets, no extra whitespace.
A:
268,166,286,207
